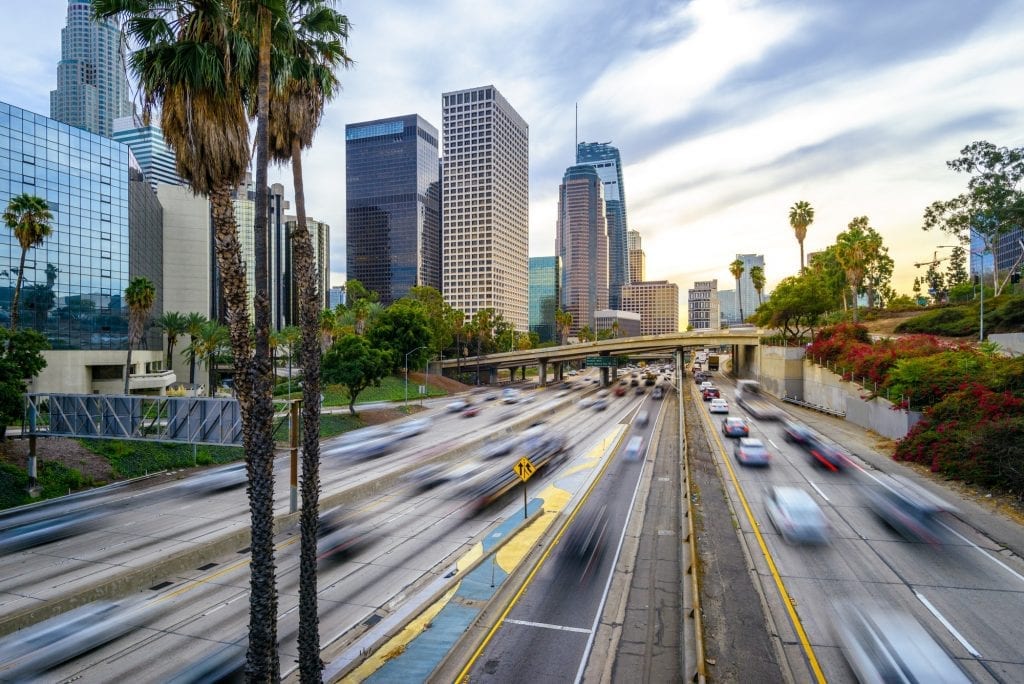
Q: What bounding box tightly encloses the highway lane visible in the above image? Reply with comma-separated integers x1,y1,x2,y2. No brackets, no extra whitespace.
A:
0,381,595,627
694,373,1024,683
464,389,668,683
27,375,642,681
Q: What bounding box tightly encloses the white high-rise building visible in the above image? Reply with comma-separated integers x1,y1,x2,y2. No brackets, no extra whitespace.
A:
441,85,529,330
50,1,132,137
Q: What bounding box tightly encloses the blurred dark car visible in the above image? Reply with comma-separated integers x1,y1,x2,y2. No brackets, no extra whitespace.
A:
721,416,750,438
652,386,664,400
634,386,645,395
167,642,246,684
701,387,720,401
462,404,481,417
0,600,146,679
782,419,814,446
630,378,639,387
0,508,105,554
179,463,248,494
693,372,709,385
806,438,846,471
614,385,627,397
317,508,373,563
561,504,609,582
734,438,771,466
833,602,969,684
864,477,953,545
765,486,830,544
592,398,609,411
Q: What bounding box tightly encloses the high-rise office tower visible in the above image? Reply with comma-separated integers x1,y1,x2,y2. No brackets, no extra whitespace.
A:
576,142,629,308
346,114,440,304
283,215,331,326
442,85,529,330
733,253,765,321
621,280,679,335
50,1,132,137
112,115,182,189
688,279,720,330
556,165,608,334
627,229,645,283
528,256,560,344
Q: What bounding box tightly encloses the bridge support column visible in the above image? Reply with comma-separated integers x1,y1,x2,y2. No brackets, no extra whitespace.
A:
600,367,609,387
539,360,548,387
554,361,562,382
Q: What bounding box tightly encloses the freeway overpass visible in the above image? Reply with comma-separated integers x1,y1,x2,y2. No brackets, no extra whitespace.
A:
438,328,764,385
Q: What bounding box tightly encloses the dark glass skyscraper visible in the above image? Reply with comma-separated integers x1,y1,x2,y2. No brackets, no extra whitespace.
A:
556,165,608,334
576,142,629,309
528,256,559,343
346,114,440,304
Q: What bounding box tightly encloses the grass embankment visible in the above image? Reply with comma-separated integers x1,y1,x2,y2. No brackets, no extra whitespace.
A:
1,461,96,509
895,294,1024,336
274,374,448,404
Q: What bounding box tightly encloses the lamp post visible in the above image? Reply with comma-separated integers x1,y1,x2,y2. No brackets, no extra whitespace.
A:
405,345,428,410
938,243,985,341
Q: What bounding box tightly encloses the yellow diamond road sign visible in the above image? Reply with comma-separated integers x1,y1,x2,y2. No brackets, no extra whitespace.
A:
514,457,536,482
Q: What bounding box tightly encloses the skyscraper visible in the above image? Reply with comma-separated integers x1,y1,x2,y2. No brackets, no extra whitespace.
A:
346,114,440,304
688,280,720,330
627,229,645,283
733,253,765,321
112,115,182,189
50,1,132,137
576,142,629,308
621,280,679,335
528,256,560,344
283,215,331,326
556,165,608,334
442,85,529,330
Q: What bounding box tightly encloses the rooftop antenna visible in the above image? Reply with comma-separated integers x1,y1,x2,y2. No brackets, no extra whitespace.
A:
575,102,579,159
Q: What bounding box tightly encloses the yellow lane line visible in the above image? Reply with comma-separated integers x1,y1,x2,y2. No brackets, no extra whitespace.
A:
495,484,570,573
456,423,629,682
704,396,827,683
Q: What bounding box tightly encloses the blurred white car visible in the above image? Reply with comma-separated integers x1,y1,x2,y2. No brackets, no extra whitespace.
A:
623,435,644,461
764,486,829,544
446,399,469,412
709,398,729,413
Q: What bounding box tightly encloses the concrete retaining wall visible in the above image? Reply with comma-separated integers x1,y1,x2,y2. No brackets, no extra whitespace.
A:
755,346,805,399
989,333,1024,356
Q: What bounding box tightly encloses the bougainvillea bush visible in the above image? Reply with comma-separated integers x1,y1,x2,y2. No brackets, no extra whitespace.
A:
895,386,1024,499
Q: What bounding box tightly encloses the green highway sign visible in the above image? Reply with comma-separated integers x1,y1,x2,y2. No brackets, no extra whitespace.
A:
586,355,628,367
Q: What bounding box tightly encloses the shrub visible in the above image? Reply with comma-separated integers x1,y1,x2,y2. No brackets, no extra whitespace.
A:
895,306,977,336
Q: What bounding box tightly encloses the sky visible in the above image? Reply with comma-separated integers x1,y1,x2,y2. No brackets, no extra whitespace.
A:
2,0,1023,325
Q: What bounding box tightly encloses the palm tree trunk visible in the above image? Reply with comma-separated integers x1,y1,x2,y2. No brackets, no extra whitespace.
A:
124,347,133,394
289,136,325,680
9,247,28,343
166,338,174,369
851,286,860,322
799,240,805,274
210,180,277,679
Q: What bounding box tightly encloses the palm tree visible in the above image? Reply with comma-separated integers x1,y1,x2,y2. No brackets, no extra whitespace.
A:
2,193,53,337
555,308,573,345
729,258,746,322
93,1,283,673
194,320,229,392
183,312,208,386
319,306,337,350
749,265,766,305
835,216,881,323
124,276,157,394
155,310,187,369
788,200,815,273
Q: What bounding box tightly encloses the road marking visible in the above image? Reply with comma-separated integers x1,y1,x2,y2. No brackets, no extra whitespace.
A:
938,521,1024,585
808,482,830,502
706,407,827,684
505,619,592,634
768,439,779,449
915,591,981,657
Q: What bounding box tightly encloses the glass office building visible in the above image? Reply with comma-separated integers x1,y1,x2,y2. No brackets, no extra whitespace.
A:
529,256,559,343
556,164,608,334
576,142,629,308
346,114,440,305
1,101,131,350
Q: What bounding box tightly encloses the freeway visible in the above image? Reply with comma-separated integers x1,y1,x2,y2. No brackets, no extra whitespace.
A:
692,373,1024,682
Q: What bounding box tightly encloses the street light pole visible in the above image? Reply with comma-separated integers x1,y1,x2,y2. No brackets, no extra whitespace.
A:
405,345,428,410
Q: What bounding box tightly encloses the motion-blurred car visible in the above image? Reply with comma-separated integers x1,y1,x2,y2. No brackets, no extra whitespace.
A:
502,387,522,404
462,404,481,417
864,477,953,545
447,398,470,412
167,643,245,684
635,409,650,427
635,386,645,395
561,504,609,582
391,417,432,439
614,385,627,396
709,398,729,413
630,378,640,387
782,419,814,446
0,601,146,679
179,463,248,494
623,435,644,461
699,380,714,391
765,486,830,544
592,398,609,411
652,386,664,400
805,437,846,471
702,387,721,401
317,508,373,563
721,416,750,438
734,438,771,466
0,508,105,554
832,602,970,684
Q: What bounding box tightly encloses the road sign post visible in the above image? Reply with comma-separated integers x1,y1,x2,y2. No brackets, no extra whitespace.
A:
513,456,536,520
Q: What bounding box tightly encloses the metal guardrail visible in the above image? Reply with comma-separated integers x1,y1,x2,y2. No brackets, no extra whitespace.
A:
782,395,846,418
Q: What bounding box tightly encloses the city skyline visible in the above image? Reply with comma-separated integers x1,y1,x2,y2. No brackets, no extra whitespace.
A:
3,1,1023,320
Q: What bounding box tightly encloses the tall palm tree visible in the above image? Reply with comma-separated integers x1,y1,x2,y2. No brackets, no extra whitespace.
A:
2,193,53,338
124,276,157,394
749,265,766,305
194,320,230,392
788,200,815,273
319,306,337,350
183,312,208,386
729,258,746,322
93,1,283,674
555,308,573,345
155,310,187,369
835,216,881,323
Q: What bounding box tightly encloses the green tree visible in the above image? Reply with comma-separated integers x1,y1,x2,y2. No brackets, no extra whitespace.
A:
155,311,187,369
749,265,766,305
788,200,814,273
183,312,208,386
946,245,969,287
366,300,432,372
807,246,848,311
0,328,47,440
2,193,53,338
923,141,1024,296
578,325,596,342
407,286,455,356
835,217,883,322
322,334,390,415
191,320,229,393
555,308,573,345
468,308,497,355
729,258,746,321
124,276,156,394
750,273,831,343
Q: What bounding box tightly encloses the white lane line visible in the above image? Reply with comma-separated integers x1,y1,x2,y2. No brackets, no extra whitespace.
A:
767,439,780,450
808,482,830,502
939,521,1024,585
505,619,592,634
915,591,981,658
